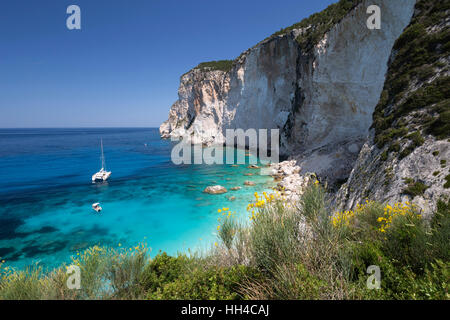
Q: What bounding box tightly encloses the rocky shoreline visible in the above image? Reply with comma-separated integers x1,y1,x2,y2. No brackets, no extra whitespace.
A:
202,159,312,203
268,160,315,202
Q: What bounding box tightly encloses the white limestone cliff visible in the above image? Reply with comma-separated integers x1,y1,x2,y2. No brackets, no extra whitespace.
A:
335,4,450,215
161,0,417,188
158,0,450,215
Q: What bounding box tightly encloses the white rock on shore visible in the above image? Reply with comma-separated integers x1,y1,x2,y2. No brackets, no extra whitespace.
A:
203,185,228,194
269,160,314,202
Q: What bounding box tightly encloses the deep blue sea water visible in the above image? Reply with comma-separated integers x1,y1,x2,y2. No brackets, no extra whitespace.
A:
0,128,274,270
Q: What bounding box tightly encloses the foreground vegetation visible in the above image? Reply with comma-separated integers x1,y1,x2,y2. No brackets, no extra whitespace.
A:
0,182,448,300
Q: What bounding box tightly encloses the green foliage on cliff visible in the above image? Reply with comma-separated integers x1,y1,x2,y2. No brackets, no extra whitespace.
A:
191,60,234,73
372,0,450,155
402,179,429,197
444,174,450,189
185,0,362,76
270,0,362,50
181,59,234,78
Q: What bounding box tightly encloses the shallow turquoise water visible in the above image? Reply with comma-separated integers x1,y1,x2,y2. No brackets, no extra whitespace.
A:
0,128,274,270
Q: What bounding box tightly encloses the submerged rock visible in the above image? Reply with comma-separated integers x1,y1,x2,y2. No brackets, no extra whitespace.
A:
203,185,228,194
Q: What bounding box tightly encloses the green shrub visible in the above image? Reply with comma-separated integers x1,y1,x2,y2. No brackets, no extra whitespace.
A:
406,260,449,299
349,241,385,278
148,265,261,300
218,216,239,250
299,183,332,239
382,212,429,273
140,252,189,294
428,200,450,262
406,131,425,147
266,263,327,299
403,180,429,197
249,200,301,272
0,265,45,300
60,246,112,299
388,143,401,153
428,109,450,140
444,175,450,188
348,201,386,242
195,60,234,72
109,246,149,299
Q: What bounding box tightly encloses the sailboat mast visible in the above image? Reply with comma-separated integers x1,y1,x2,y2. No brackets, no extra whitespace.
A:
101,139,106,170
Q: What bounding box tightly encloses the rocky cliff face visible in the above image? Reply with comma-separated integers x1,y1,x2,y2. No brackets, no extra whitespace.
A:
160,30,300,147
160,68,230,145
336,0,450,215
286,0,416,187
160,0,448,213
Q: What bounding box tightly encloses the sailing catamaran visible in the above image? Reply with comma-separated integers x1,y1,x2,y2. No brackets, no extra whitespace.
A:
92,139,111,182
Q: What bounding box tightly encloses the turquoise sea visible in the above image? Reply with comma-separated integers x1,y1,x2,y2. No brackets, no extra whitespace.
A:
0,128,274,270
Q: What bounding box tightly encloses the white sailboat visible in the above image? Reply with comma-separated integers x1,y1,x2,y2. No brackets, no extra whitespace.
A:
92,139,111,182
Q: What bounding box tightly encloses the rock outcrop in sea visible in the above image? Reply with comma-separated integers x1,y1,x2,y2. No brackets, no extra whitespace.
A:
203,185,228,194
161,0,449,214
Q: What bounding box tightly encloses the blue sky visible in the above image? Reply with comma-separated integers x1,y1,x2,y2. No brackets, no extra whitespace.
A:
0,0,337,128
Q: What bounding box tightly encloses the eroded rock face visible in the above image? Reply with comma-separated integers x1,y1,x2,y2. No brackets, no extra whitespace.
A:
335,0,450,215
284,0,416,187
336,134,450,217
159,69,229,145
161,0,417,188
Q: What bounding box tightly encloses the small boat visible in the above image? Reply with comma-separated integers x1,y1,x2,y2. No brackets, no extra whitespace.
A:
92,202,102,212
92,139,111,182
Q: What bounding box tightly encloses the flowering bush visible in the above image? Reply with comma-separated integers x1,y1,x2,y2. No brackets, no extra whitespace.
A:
376,202,421,233
332,201,422,235
247,191,277,221
217,208,238,250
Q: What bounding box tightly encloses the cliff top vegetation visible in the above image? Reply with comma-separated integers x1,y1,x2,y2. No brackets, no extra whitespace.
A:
269,0,362,50
185,0,362,75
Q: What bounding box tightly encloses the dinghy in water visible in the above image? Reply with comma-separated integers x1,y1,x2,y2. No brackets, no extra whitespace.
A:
92,203,102,212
